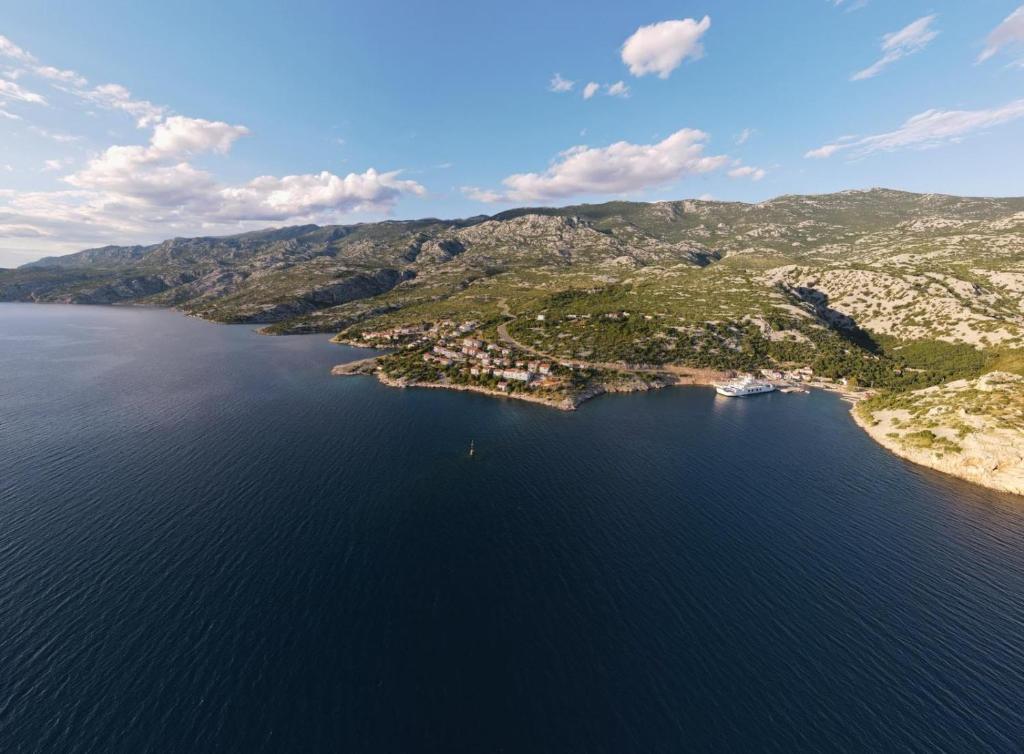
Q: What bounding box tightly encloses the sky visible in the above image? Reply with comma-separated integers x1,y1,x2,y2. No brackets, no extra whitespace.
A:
1,0,1023,266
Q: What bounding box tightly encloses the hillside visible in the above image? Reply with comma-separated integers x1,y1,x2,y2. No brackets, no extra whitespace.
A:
4,188,1024,493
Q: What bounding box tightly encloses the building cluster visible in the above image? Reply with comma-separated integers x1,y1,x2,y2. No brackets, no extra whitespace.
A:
761,367,815,382
359,320,480,347
424,335,557,392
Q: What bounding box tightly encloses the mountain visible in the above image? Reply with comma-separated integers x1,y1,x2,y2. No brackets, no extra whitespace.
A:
4,188,1023,345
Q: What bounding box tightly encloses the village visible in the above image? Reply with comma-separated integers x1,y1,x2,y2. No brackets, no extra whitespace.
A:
350,316,837,400
354,320,568,394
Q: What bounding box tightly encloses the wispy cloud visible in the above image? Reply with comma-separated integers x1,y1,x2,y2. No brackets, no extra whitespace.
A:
582,82,600,100
728,165,766,181
463,129,728,203
851,15,938,81
548,73,574,93
805,98,1024,159
0,78,47,105
735,128,755,145
621,16,711,79
29,126,80,143
830,0,869,13
606,81,630,98
978,5,1024,64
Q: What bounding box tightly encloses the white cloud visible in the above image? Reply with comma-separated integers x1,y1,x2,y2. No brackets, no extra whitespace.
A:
81,83,166,128
0,107,21,120
582,82,600,100
464,128,729,203
0,37,426,252
621,16,711,79
1,34,167,129
728,165,766,181
42,158,72,172
35,65,88,88
218,169,425,221
831,0,869,12
978,5,1024,63
0,223,48,237
150,115,249,155
0,78,47,104
29,126,79,143
805,98,1024,158
804,143,845,159
548,73,574,93
606,81,630,97
0,35,35,64
735,128,755,145
851,15,938,81
461,186,504,203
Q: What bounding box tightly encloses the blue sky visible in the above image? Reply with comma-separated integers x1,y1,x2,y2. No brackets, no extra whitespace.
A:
1,0,1023,265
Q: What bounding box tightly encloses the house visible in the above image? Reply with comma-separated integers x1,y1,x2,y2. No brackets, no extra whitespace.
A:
497,381,510,392
433,345,464,361
500,369,532,382
538,363,552,375
536,314,546,321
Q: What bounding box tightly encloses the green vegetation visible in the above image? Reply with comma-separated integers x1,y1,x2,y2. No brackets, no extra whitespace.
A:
4,188,1024,420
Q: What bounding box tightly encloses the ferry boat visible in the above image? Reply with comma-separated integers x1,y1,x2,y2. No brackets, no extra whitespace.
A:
715,375,777,397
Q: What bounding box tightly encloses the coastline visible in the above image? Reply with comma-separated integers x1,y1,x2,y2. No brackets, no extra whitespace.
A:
335,353,1022,496
849,378,1024,497
332,356,729,410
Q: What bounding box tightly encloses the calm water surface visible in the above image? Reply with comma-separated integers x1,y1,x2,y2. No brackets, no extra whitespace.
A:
1,303,1023,753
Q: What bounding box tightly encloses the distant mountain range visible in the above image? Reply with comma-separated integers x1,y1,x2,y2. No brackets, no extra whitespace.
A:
4,188,1023,343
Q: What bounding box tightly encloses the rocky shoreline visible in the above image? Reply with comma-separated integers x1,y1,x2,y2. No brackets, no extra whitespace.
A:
332,356,727,410
850,373,1024,497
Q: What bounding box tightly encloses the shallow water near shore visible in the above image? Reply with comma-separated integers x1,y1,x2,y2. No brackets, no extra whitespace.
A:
2,303,1023,753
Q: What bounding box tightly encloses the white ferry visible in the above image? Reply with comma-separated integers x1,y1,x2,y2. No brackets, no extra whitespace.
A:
715,375,777,397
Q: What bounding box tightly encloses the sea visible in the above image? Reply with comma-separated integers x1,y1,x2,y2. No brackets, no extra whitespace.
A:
1,303,1022,753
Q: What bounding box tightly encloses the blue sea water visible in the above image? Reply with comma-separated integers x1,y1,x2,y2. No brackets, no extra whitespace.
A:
1,303,1022,753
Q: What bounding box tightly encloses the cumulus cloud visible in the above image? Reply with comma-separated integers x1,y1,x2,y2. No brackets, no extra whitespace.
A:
621,16,710,78
606,81,630,97
0,35,426,252
805,98,1024,158
218,169,425,222
548,73,574,93
59,116,423,221
978,5,1024,64
851,15,938,81
464,129,728,203
582,82,600,100
728,165,766,181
